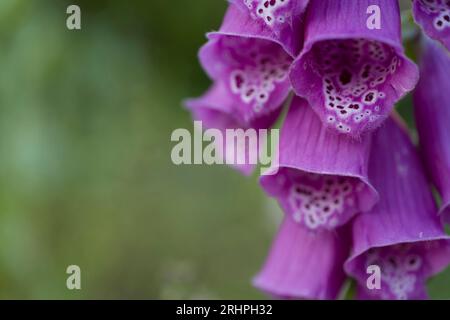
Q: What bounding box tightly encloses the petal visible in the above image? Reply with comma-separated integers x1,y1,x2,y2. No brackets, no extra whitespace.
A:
356,264,429,300
253,217,350,300
229,0,309,56
345,116,450,300
199,5,293,125
413,38,450,224
185,82,281,175
413,0,450,52
260,97,378,231
290,0,419,137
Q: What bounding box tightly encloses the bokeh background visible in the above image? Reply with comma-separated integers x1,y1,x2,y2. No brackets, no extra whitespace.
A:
0,0,448,299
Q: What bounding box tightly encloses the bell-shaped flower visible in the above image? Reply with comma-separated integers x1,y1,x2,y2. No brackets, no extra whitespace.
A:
199,5,294,126
260,97,378,231
229,0,310,56
345,117,450,300
253,217,350,299
413,0,450,52
290,0,419,137
414,37,450,223
185,81,281,175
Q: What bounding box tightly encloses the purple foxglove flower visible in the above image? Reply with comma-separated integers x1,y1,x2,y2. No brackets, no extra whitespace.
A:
199,5,293,126
253,217,350,300
345,117,450,300
229,0,310,56
290,0,419,137
260,97,378,231
413,0,450,52
414,38,450,224
185,81,281,175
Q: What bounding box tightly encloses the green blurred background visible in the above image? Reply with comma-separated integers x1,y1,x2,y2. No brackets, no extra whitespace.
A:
0,0,447,299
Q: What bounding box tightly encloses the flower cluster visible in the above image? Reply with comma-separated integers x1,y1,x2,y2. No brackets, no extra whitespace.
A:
186,0,450,300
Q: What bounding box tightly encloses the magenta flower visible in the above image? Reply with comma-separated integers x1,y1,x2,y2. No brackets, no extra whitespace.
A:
345,117,450,300
290,0,419,137
229,0,309,56
187,1,450,300
253,217,350,299
186,4,296,175
413,0,450,51
260,97,378,231
185,81,281,175
199,5,293,125
414,38,450,223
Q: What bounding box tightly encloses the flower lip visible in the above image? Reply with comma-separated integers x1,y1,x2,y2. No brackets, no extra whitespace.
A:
184,87,254,176
205,4,301,59
345,237,450,282
199,6,294,126
348,238,450,300
185,81,282,176
185,81,282,130
344,116,450,299
253,217,350,300
412,0,450,52
227,0,309,57
290,0,419,137
200,32,293,84
413,37,450,224
264,168,377,230
291,37,418,137
351,241,447,300
260,97,378,231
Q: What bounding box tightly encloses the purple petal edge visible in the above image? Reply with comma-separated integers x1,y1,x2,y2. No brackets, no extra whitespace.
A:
185,82,281,175
198,6,292,126
345,116,450,300
413,37,450,224
260,97,378,231
413,0,450,52
290,0,419,137
228,0,309,57
253,217,350,300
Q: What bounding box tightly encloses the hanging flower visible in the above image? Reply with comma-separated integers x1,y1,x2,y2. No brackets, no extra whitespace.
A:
185,81,281,175
229,0,310,56
253,217,350,300
412,0,450,52
414,37,450,223
345,117,450,300
290,0,419,137
198,5,294,125
260,97,378,231
186,0,450,300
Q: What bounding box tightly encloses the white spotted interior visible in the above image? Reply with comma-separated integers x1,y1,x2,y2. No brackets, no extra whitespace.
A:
418,0,450,31
242,0,292,27
364,244,425,300
230,55,290,113
287,173,364,230
310,38,400,134
217,37,291,113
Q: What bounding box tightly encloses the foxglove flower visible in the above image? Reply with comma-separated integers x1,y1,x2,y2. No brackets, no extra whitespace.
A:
413,0,450,51
253,217,350,299
185,81,280,175
345,117,450,300
229,0,310,56
290,0,419,137
414,38,450,223
199,5,294,125
260,97,378,231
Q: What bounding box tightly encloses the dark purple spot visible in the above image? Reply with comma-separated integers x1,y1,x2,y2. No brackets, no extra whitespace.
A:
339,69,352,85
365,92,375,102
